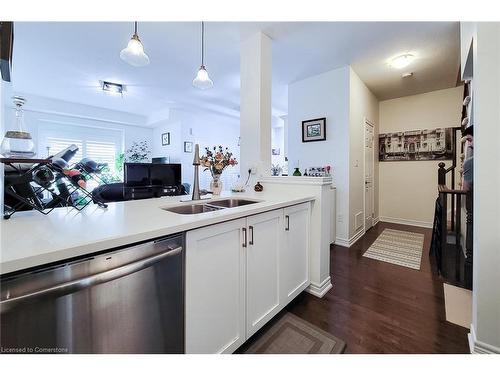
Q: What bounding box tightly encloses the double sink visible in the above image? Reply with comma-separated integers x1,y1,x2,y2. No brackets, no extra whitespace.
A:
164,198,260,215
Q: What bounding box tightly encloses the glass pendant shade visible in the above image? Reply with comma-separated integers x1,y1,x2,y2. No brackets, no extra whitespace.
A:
0,97,36,158
192,65,214,89
120,23,150,67
193,22,213,89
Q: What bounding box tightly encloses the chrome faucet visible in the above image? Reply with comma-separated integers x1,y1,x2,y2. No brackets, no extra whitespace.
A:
192,143,201,201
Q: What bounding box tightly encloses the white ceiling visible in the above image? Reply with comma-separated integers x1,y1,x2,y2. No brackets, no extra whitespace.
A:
11,21,460,123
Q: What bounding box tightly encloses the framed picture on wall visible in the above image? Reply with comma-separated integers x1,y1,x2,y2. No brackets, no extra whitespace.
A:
378,127,455,161
302,117,326,142
184,141,193,153
161,132,170,146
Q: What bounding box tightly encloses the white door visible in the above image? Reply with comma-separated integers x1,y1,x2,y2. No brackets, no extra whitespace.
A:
364,120,374,230
246,210,282,337
281,203,310,306
185,218,246,354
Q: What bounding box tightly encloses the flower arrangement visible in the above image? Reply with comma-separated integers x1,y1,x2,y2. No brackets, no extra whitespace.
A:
201,145,238,177
126,141,151,163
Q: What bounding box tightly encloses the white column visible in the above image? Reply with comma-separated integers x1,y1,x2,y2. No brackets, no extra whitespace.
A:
281,115,288,162
240,32,272,184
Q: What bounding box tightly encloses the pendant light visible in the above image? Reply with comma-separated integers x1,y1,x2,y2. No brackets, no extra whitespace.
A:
193,22,214,89
120,21,150,67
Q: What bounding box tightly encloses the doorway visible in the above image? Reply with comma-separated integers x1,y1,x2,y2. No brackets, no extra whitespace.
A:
364,119,375,231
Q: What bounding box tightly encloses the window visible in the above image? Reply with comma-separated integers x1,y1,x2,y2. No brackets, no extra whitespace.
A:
46,137,84,161
39,123,124,175
86,140,117,172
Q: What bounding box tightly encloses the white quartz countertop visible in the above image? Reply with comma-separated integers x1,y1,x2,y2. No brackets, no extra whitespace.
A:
0,191,315,275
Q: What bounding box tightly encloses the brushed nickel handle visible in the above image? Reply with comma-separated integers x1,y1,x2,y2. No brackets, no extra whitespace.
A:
242,227,247,248
0,247,182,312
285,215,290,231
249,225,254,245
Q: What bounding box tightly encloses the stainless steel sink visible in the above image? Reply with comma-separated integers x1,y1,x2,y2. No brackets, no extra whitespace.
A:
207,198,260,208
163,198,260,215
163,203,223,215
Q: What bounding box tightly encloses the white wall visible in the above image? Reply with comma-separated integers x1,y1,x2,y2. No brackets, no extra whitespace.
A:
465,22,500,353
2,93,153,159
378,87,462,227
349,68,379,239
288,66,351,240
152,109,240,191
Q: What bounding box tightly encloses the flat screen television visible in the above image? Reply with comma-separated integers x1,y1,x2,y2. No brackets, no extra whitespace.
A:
124,163,181,188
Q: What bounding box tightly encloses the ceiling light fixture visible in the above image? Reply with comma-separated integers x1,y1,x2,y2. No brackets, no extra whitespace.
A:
402,72,414,78
389,54,415,69
120,21,150,67
101,81,125,95
193,22,214,90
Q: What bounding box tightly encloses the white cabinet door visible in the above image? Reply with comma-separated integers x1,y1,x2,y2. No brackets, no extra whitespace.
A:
245,209,283,337
185,218,246,354
281,203,310,305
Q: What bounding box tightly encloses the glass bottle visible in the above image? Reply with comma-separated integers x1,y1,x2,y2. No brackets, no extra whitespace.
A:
0,96,36,158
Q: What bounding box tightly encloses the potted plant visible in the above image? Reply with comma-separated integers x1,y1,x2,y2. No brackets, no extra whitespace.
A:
200,146,238,195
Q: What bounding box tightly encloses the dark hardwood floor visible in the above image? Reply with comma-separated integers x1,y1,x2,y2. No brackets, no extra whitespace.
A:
286,221,470,354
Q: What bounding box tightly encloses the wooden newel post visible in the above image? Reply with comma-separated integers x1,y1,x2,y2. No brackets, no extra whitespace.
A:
438,162,446,185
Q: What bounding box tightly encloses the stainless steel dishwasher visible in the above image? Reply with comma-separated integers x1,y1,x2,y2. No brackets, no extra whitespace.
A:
0,234,184,354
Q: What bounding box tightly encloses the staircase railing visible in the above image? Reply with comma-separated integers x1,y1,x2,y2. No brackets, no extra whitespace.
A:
436,182,473,289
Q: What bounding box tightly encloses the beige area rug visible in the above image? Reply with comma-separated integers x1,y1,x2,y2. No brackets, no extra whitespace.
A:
363,228,425,270
241,312,346,354
443,283,472,328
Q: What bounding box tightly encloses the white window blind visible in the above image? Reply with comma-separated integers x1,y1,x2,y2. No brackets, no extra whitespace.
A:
39,123,123,175
86,140,117,172
47,137,84,161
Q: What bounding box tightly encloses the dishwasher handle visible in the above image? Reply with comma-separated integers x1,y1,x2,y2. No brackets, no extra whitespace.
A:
0,246,182,313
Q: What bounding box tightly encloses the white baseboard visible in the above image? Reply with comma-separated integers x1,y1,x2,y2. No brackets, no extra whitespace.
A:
335,228,364,248
350,228,364,246
379,216,433,229
306,276,333,298
334,237,349,247
373,217,380,226
468,324,500,354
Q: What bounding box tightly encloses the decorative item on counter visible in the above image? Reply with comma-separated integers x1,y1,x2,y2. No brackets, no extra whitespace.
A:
306,166,330,177
231,184,245,193
0,97,36,158
32,166,55,188
200,145,238,196
282,157,289,176
254,181,263,192
51,157,69,171
270,164,282,176
292,167,302,176
75,158,107,174
303,169,308,176
64,169,87,189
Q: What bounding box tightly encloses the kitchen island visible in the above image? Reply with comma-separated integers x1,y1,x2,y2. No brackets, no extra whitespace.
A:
1,178,334,353
0,190,314,275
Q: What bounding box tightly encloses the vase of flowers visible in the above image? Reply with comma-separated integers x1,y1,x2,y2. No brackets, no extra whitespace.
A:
201,145,238,196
